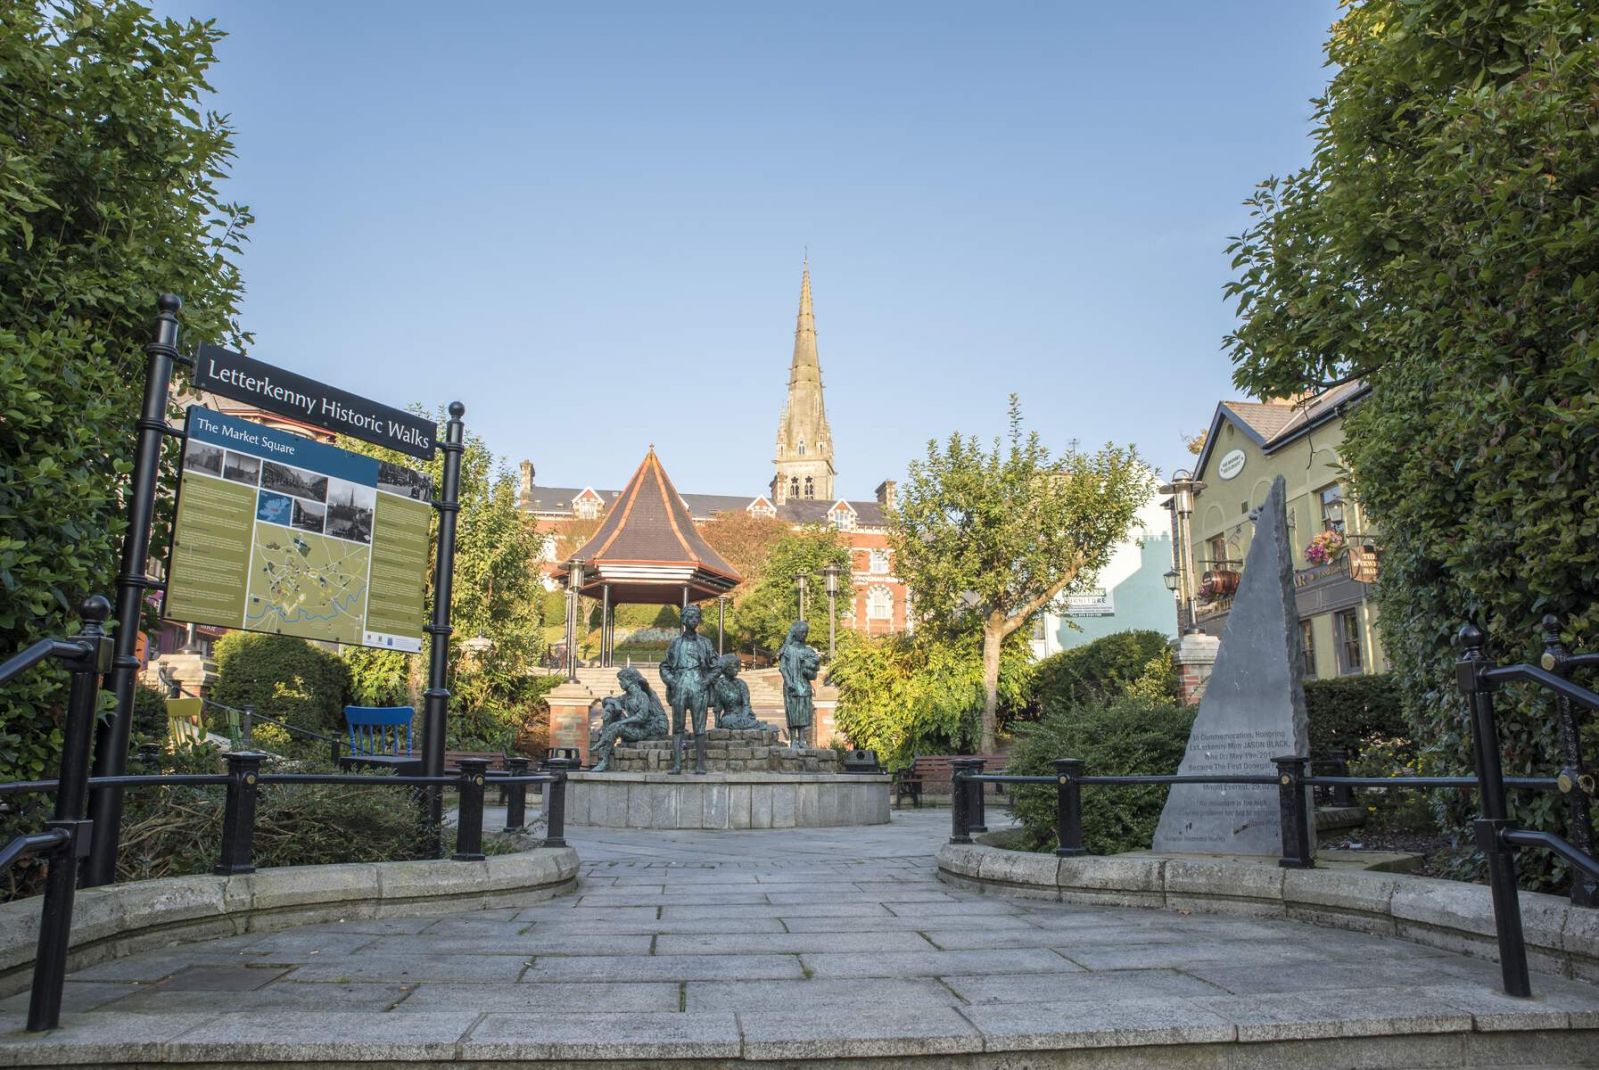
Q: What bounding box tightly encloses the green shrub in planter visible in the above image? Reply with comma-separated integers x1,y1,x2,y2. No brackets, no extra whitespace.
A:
212,633,350,735
1006,696,1194,854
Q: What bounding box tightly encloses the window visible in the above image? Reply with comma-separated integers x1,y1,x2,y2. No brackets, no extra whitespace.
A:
832,508,854,532
1300,619,1316,678
1334,608,1363,674
798,440,806,456
869,548,890,574
789,477,799,499
867,586,893,620
575,498,599,520
1320,484,1346,533
803,477,814,499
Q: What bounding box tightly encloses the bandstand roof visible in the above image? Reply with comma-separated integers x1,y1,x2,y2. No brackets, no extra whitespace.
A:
554,447,741,604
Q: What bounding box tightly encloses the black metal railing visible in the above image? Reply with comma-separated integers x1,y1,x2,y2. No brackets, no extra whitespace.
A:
0,598,572,1032
951,615,1598,1000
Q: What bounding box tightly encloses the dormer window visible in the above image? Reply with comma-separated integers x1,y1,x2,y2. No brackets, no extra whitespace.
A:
575,499,599,520
831,505,855,532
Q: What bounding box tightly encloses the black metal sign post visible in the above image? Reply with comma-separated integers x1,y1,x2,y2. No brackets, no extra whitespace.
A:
84,296,182,887
420,402,466,855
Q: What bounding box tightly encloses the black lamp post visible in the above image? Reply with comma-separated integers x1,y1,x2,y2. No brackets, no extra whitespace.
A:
1163,568,1180,594
820,564,841,661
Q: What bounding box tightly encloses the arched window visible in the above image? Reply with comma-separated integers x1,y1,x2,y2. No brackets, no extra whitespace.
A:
789,477,800,499
867,586,893,620
804,477,814,499
798,440,806,456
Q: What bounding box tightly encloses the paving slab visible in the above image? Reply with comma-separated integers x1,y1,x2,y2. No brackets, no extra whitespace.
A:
2,808,1596,1066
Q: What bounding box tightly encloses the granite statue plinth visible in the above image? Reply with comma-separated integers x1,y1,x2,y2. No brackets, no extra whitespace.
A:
608,727,843,775
566,768,891,829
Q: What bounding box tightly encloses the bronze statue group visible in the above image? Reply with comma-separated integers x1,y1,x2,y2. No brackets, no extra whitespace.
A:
590,606,821,774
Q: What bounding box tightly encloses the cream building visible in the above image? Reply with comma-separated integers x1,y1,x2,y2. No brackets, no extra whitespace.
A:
1166,382,1386,680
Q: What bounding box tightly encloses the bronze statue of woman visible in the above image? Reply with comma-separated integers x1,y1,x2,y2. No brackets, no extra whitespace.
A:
778,619,820,749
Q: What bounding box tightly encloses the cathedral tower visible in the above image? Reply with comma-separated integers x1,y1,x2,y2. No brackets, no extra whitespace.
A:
772,262,836,504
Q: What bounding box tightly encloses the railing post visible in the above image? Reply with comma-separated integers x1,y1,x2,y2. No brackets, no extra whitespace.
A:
29,595,113,1032
216,752,264,875
1054,758,1085,857
504,756,529,831
1458,623,1532,997
949,759,975,844
1541,614,1596,909
1274,755,1314,869
1331,750,1356,808
453,758,488,861
543,758,570,848
968,758,988,833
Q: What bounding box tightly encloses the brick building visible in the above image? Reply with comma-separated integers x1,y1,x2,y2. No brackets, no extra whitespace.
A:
519,264,910,637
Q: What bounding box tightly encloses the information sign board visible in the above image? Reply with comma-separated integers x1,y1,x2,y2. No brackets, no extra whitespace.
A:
163,407,433,651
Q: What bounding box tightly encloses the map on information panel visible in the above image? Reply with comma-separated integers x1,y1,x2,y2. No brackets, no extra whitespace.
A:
163,407,434,651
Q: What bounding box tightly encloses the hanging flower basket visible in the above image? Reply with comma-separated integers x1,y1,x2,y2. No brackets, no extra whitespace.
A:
1304,529,1346,566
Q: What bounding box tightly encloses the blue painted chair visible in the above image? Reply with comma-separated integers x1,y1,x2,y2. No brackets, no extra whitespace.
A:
344,706,414,757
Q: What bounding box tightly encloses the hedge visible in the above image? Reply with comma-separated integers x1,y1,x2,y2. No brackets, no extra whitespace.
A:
1006,696,1195,854
1028,630,1178,718
1304,673,1408,756
211,633,350,736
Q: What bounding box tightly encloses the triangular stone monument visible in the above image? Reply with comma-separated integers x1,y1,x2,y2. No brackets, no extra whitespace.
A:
1153,475,1312,856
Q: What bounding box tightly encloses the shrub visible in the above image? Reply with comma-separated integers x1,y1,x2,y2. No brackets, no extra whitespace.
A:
211,633,349,735
131,684,168,741
1006,697,1194,854
1029,630,1178,718
1303,673,1408,757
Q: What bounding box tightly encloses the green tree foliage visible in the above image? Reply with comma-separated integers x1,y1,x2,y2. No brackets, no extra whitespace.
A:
831,629,1032,767
1029,631,1179,719
336,414,547,751
1223,1,1599,888
0,1,249,780
211,633,349,736
891,397,1153,751
1007,697,1195,854
728,527,850,655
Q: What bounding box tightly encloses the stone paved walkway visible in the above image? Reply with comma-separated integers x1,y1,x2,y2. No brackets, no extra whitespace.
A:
2,809,1598,1066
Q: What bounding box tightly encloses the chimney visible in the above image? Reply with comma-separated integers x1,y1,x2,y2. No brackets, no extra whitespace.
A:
875,480,897,510
519,460,534,504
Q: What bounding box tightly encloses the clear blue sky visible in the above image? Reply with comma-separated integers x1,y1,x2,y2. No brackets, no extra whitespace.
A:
151,1,1337,499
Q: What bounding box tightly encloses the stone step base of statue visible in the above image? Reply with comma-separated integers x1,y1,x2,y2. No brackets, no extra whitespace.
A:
566,771,891,830
607,728,843,775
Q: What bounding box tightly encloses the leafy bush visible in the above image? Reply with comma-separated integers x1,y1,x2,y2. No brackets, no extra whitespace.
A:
131,684,169,741
1006,697,1194,854
1223,1,1599,892
1304,674,1408,756
0,2,248,784
1028,631,1179,719
211,633,350,735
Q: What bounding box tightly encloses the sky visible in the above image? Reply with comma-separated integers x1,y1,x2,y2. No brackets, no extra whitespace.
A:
150,1,1339,499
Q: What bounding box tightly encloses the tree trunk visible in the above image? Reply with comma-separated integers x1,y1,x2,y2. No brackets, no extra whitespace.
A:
979,618,1003,753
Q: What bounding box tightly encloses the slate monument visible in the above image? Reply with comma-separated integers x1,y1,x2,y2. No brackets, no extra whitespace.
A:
1153,475,1313,856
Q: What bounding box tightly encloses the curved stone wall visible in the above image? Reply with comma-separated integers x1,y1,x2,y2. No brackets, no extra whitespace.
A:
568,771,891,829
937,843,1599,984
0,846,578,998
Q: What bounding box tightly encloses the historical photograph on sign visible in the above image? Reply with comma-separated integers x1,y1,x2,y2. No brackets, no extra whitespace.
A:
222,451,261,486
290,498,326,534
183,438,224,478
325,479,376,544
378,460,433,501
262,460,328,502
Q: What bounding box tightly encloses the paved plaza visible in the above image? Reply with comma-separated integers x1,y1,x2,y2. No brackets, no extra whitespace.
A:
2,809,1597,1066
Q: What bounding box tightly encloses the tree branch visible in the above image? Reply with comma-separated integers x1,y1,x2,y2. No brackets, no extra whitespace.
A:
997,553,1085,637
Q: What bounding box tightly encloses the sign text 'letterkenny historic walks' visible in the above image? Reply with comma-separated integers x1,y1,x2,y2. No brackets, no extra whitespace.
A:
192,343,437,460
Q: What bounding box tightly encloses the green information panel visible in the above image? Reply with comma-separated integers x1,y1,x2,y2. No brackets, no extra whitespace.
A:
165,406,433,651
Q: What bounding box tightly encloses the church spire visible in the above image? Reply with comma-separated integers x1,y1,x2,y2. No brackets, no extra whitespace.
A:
773,260,836,505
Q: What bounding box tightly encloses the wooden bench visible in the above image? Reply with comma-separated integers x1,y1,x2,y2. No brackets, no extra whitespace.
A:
893,753,1009,809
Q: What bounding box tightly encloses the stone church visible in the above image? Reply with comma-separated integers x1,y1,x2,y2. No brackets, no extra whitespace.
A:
519,265,910,637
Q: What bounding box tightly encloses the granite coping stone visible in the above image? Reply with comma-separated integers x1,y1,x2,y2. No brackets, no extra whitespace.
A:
939,841,1599,984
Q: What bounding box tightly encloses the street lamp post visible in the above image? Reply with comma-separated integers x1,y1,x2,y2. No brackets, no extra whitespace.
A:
1159,471,1205,632
565,559,586,682
795,573,808,622
820,564,841,661
717,594,727,656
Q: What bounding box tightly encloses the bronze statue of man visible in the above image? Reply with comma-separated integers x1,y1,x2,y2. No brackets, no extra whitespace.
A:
659,603,719,774
778,619,820,749
712,654,762,730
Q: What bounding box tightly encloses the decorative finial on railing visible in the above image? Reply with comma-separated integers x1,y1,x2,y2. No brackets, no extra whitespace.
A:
1458,622,1485,656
